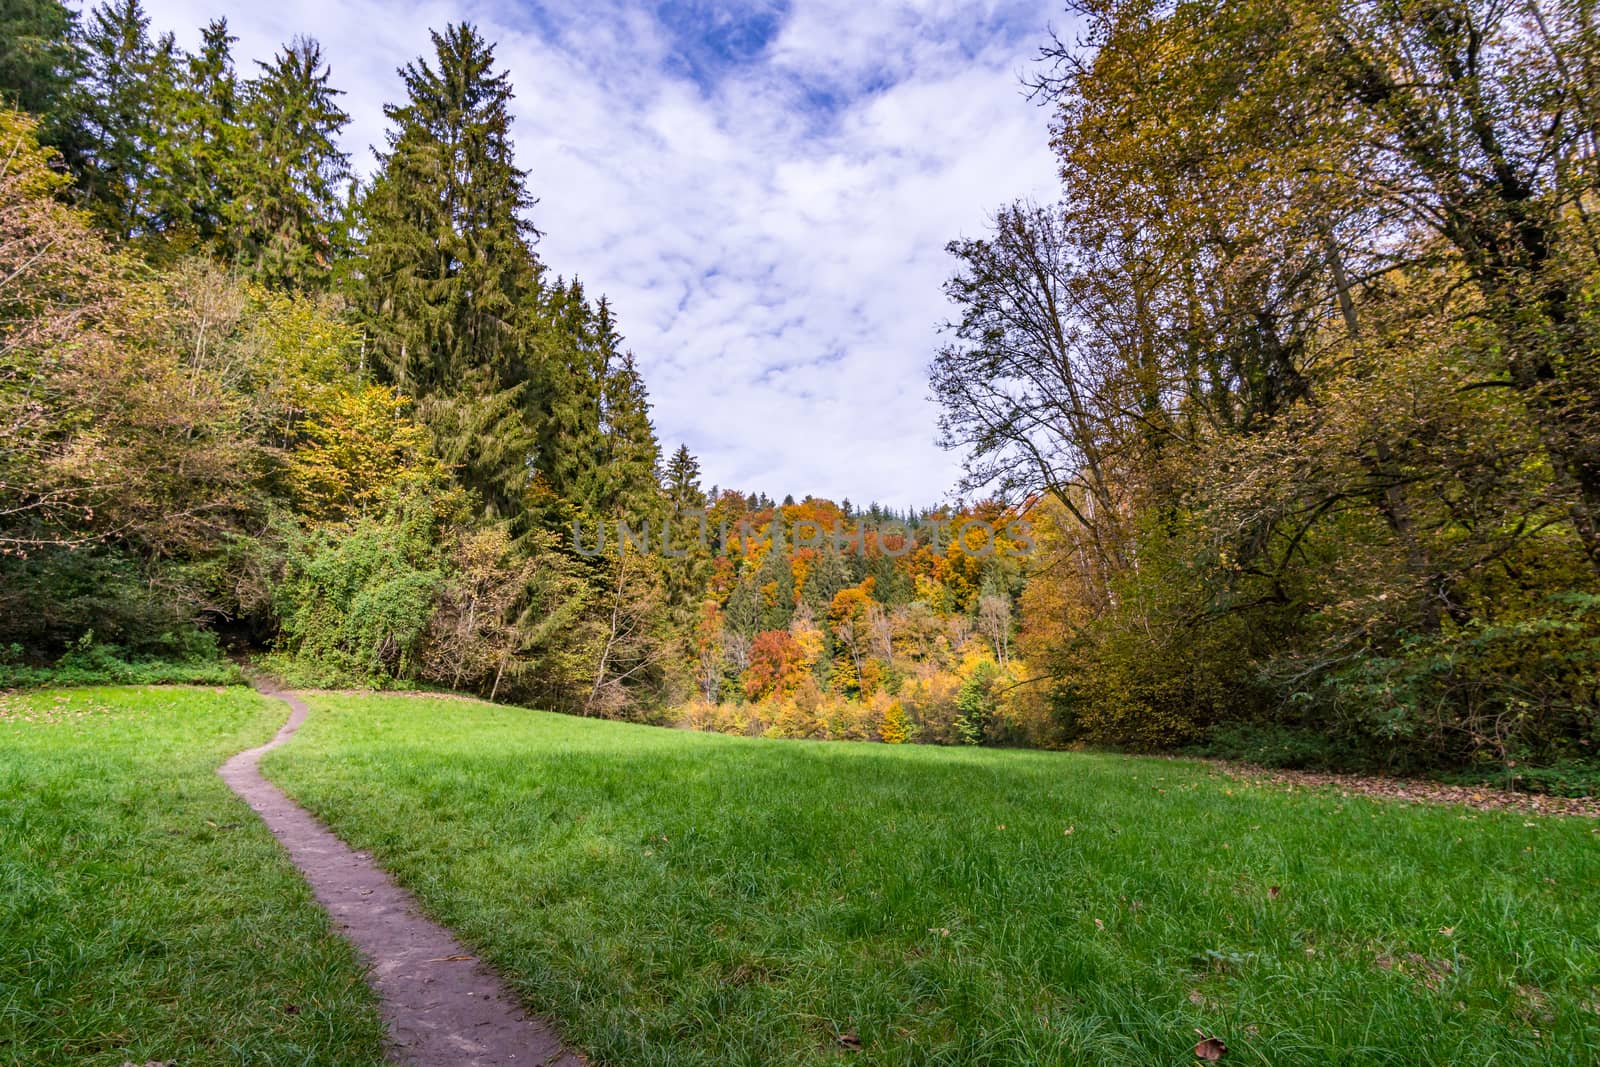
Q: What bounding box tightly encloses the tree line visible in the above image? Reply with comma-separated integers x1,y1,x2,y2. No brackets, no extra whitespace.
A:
8,0,1595,778
0,0,1044,740
1,1,667,710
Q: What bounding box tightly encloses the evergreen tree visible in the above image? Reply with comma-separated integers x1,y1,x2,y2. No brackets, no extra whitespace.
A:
359,23,539,517
592,349,660,518
801,543,850,619
78,0,169,238
533,280,608,505
664,444,703,510
147,18,240,243
234,36,350,290
755,539,795,632
0,0,81,140
725,574,760,638
865,551,913,606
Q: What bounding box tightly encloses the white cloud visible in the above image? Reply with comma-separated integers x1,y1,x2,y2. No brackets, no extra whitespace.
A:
140,0,1065,506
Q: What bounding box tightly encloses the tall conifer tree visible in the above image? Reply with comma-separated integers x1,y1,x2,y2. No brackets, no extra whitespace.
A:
359,23,539,517
592,348,660,519
529,277,605,501
147,18,239,243
0,0,81,142
233,36,350,289
78,0,167,237
664,444,703,511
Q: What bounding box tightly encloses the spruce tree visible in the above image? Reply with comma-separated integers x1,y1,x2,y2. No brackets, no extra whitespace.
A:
235,36,350,290
726,576,760,638
659,442,711,624
359,23,539,517
0,0,81,141
531,278,606,503
147,18,240,243
801,544,850,618
664,444,703,510
755,541,795,632
78,0,167,237
592,349,660,518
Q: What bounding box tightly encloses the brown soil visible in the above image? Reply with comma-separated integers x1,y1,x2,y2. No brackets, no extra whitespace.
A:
219,682,584,1066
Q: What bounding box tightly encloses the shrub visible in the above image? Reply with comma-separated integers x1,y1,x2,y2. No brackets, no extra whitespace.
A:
879,700,913,743
954,661,999,745
1194,722,1366,771
0,630,242,689
1309,593,1600,773
270,500,447,685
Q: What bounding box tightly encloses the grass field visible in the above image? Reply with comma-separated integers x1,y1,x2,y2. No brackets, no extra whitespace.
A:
265,693,1600,1067
0,686,386,1067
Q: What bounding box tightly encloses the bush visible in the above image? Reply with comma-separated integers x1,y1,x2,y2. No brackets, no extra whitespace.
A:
879,700,913,743
271,501,447,685
1495,763,1600,799
0,548,211,658
1307,593,1600,773
1192,722,1367,771
0,631,242,689
954,661,998,745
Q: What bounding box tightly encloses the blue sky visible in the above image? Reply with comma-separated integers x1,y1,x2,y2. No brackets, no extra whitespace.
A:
143,0,1066,506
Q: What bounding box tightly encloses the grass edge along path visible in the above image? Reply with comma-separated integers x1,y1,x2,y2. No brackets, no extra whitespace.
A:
223,680,583,1066
0,685,387,1066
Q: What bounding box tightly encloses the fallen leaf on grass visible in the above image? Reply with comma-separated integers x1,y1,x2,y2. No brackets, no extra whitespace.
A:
1406,954,1453,990
1268,886,1280,899
1373,952,1452,989
835,1030,862,1050
1209,762,1600,817
1193,1032,1228,1060
1516,984,1554,1025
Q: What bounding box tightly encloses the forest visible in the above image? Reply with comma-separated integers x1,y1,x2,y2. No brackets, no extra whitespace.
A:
2,0,1598,787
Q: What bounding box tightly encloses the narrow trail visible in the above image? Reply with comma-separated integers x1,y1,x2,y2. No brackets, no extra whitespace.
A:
218,681,583,1067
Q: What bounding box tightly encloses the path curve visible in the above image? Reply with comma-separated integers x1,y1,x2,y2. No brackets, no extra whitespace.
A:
219,682,583,1067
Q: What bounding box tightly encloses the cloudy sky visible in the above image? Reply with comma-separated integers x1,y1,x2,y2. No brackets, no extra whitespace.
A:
144,0,1067,507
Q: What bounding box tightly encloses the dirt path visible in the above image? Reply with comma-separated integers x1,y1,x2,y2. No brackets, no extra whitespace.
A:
218,683,583,1066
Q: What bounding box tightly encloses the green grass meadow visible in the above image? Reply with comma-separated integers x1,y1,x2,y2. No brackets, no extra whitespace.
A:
4,686,1598,1065
0,686,385,1066
262,693,1600,1066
